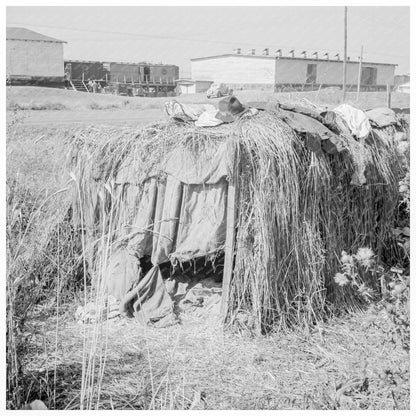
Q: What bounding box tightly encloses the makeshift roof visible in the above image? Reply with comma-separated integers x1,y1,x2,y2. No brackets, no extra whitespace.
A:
6,27,66,43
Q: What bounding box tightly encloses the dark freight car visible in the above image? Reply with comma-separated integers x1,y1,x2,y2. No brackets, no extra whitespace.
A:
109,63,140,83
64,60,109,81
64,59,179,96
108,62,179,84
141,64,179,84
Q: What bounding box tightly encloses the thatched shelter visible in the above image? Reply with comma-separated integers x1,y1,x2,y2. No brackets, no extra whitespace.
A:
68,103,406,332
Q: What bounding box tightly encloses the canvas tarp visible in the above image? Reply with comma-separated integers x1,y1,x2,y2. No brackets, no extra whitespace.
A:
366,107,398,128
275,108,345,155
103,141,233,323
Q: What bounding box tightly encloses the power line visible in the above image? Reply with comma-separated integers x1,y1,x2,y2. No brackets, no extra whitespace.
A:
8,21,281,47
7,21,408,60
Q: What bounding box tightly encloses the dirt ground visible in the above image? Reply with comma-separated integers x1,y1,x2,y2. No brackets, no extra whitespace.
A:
6,86,410,410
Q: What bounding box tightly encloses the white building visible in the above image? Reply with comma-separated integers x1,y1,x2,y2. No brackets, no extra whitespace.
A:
191,52,396,92
6,27,66,86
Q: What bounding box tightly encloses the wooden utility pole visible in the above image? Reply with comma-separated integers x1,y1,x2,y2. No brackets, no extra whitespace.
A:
342,6,348,102
356,45,363,100
386,83,392,108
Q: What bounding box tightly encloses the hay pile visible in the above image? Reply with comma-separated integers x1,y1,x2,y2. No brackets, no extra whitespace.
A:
68,109,405,332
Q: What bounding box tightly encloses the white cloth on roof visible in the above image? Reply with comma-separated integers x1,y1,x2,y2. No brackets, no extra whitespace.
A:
164,100,205,121
164,100,224,127
164,100,258,128
195,105,224,127
164,100,224,126
333,104,371,139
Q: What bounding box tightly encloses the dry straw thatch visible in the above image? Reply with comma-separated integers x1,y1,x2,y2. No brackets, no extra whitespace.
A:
68,108,405,334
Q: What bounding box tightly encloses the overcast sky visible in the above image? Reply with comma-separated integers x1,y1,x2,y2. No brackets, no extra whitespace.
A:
6,6,410,76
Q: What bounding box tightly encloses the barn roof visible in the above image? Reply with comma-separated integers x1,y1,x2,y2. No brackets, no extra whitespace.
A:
6,27,66,43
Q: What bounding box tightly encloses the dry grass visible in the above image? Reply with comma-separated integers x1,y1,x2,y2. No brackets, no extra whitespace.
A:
21,305,409,410
6,86,410,112
6,114,84,409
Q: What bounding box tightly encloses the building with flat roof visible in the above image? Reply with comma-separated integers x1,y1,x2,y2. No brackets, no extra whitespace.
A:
6,27,66,86
191,51,396,92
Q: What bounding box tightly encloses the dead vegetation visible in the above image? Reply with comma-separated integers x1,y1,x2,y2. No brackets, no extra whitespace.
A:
19,306,410,410
6,85,411,112
6,90,410,410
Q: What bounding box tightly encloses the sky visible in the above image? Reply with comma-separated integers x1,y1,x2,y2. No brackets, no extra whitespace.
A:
6,6,410,77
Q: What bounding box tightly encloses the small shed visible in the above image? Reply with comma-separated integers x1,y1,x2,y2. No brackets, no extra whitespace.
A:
6,27,66,86
397,82,410,94
176,79,213,95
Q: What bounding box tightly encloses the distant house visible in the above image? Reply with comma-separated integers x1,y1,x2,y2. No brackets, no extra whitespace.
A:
397,82,410,94
191,52,396,92
394,74,410,93
394,74,410,87
6,27,66,86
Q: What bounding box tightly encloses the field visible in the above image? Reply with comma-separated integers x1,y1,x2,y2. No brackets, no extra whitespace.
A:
6,86,410,410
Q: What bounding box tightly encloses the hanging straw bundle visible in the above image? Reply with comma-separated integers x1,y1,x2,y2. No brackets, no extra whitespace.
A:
230,111,404,332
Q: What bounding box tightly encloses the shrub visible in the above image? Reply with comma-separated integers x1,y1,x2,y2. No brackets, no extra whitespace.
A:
88,101,120,110
333,248,409,352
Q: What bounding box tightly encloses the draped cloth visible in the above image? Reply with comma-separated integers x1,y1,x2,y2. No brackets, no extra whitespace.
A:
105,141,234,323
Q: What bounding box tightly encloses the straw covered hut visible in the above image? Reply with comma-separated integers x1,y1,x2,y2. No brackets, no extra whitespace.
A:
68,100,407,332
